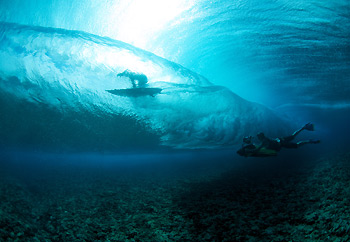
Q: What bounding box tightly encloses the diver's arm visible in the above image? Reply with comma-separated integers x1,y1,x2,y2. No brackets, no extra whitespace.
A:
251,138,270,155
242,143,263,157
251,143,263,155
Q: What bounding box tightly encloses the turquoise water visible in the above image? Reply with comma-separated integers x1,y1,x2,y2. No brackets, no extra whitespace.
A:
0,0,350,241
0,22,288,152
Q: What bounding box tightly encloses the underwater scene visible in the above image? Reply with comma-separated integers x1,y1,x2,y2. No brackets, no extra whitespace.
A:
0,0,349,241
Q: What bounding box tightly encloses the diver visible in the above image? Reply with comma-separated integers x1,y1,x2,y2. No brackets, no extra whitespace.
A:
237,123,321,157
117,70,148,88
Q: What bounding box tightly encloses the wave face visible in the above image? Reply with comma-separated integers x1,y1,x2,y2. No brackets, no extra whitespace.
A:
1,0,348,108
0,22,288,152
152,0,350,107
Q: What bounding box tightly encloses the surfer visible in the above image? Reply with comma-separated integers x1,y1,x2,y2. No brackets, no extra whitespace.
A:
107,70,161,97
117,70,148,88
237,123,321,157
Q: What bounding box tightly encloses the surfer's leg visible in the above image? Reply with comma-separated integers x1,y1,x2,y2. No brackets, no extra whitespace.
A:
136,74,148,88
130,78,137,88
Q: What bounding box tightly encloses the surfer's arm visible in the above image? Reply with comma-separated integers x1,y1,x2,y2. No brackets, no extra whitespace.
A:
117,69,130,77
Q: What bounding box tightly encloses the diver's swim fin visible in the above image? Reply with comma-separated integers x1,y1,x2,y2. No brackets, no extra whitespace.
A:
304,123,315,131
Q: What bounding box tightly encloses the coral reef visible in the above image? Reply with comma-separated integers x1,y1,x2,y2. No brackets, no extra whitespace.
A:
0,152,349,241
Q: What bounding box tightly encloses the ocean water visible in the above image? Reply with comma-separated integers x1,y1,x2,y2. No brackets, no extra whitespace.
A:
0,0,350,241
0,22,289,152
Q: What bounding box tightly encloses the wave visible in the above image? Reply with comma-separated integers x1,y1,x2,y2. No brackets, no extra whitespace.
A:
0,22,288,152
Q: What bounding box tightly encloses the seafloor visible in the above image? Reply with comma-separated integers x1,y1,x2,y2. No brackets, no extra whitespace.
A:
1,151,350,241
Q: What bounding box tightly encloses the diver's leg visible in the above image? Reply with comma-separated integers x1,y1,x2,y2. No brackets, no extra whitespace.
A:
282,139,320,149
281,127,304,143
285,123,314,142
291,126,305,138
296,139,320,147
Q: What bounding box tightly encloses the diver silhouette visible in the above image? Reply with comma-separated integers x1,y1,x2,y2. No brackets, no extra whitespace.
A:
237,123,320,157
117,70,148,88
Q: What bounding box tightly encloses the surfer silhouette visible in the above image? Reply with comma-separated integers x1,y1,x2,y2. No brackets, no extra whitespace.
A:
237,123,320,157
107,70,162,97
117,70,148,88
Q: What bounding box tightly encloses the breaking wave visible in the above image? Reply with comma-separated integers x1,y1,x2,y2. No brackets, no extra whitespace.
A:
0,22,288,152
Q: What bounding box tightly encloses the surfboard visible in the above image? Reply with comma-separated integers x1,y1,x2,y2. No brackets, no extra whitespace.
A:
106,88,162,97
